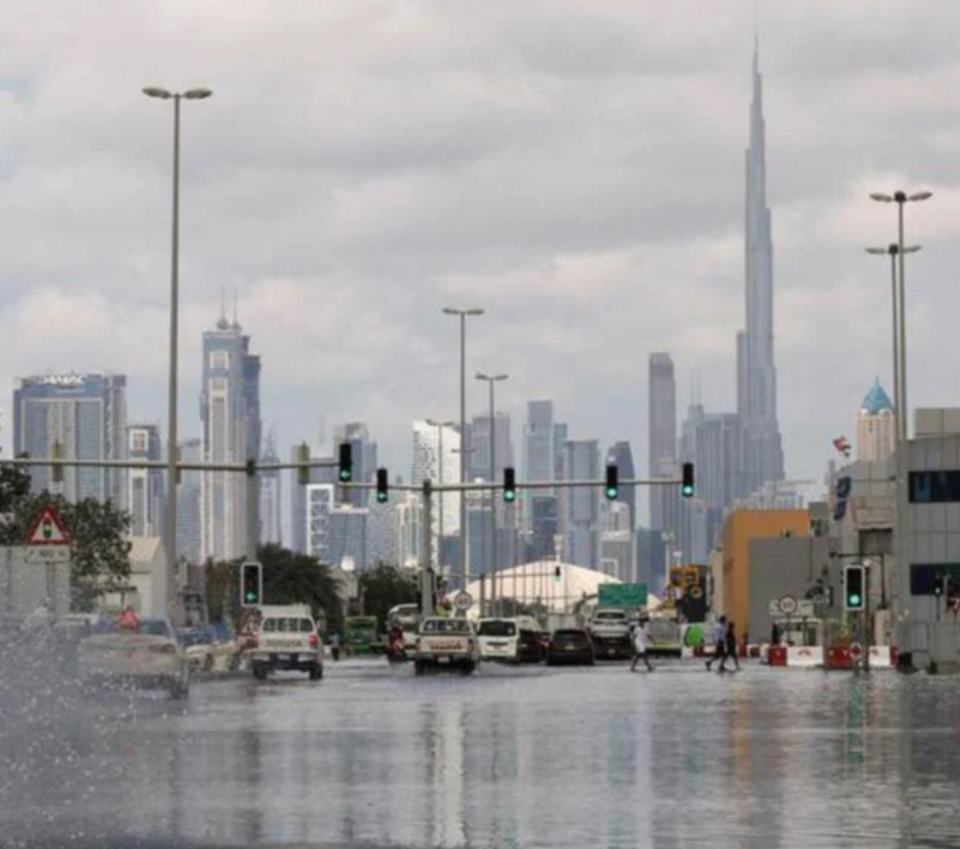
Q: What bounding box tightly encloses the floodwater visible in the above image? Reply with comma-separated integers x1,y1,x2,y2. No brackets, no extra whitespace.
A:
2,657,960,849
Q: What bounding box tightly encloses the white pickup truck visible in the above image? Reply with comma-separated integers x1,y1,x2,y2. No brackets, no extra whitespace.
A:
247,604,323,681
413,617,479,675
588,608,633,660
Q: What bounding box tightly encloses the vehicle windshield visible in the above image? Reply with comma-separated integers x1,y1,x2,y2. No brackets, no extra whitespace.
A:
422,619,471,634
478,620,517,637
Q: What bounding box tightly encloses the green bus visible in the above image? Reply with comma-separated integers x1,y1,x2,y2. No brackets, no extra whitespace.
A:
344,616,379,655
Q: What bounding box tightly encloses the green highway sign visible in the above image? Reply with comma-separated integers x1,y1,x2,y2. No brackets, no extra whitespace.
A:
598,582,648,609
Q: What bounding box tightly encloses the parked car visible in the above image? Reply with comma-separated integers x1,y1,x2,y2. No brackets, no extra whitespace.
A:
545,628,595,666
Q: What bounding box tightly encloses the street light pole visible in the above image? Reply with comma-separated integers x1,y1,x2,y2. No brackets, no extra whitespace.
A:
865,243,921,447
426,418,455,573
442,306,485,591
143,85,212,623
476,371,508,615
869,190,932,442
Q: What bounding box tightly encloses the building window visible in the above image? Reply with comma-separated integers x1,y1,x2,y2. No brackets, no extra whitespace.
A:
909,470,960,503
209,351,229,371
130,431,148,453
910,564,960,596
210,377,228,394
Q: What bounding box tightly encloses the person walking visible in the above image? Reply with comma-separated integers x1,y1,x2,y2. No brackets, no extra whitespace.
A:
719,619,741,672
630,619,654,672
706,615,727,671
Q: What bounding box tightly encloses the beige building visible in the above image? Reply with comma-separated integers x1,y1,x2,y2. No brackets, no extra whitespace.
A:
857,379,896,462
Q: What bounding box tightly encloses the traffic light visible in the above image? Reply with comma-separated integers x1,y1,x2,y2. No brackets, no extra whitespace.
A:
241,562,262,607
245,458,256,477
844,564,865,611
554,565,561,582
934,573,944,597
175,446,182,485
338,442,353,482
503,467,516,502
681,462,695,498
51,440,64,484
605,464,619,500
376,468,389,503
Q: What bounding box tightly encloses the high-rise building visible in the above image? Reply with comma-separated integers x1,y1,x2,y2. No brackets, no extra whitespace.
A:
13,373,127,503
857,379,896,462
469,412,513,481
305,483,335,562
259,430,282,545
600,500,634,582
522,401,555,530
200,312,261,562
560,439,600,569
679,404,745,563
176,438,202,565
648,353,677,532
289,444,337,555
736,43,785,495
127,424,164,538
606,441,637,532
334,422,377,507
412,420,461,567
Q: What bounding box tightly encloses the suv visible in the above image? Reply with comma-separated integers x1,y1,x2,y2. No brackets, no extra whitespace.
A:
248,605,323,681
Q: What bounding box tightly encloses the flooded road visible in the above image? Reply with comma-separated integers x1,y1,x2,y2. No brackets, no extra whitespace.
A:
2,660,960,848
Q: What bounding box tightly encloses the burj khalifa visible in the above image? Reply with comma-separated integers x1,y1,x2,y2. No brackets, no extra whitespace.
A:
737,41,785,493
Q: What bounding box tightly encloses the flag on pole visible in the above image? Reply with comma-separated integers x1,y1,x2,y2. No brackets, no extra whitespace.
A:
832,436,851,458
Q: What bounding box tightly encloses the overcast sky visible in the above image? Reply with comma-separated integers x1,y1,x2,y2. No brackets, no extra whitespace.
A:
1,0,957,507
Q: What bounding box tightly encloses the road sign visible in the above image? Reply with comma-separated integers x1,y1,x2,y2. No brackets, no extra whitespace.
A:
26,506,71,547
24,546,70,564
778,595,798,616
454,592,473,612
597,582,649,609
796,600,815,618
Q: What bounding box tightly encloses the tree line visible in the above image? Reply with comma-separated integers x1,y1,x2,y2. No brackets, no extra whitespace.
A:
0,462,422,628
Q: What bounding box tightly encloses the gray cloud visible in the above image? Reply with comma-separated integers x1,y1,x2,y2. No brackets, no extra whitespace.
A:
1,0,959,503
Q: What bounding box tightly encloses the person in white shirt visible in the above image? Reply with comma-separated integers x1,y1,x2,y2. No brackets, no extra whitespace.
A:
630,619,654,672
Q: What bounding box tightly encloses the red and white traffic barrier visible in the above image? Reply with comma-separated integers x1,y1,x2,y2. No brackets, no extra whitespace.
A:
764,644,899,669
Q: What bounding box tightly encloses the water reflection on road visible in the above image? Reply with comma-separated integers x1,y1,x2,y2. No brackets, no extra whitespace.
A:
3,660,960,848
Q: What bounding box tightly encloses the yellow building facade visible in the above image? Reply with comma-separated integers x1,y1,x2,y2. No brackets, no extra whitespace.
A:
721,508,810,639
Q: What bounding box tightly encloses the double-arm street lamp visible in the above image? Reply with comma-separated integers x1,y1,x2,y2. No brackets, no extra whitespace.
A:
442,306,485,590
869,189,932,441
476,371,508,614
143,86,213,621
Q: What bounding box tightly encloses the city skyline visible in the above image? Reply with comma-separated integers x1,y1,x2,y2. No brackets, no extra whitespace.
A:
0,4,950,511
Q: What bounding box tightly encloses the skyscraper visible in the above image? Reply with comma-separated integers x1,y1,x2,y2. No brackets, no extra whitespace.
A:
176,438,202,565
200,312,262,562
334,422,377,507
469,412,513,481
648,353,677,533
606,441,637,532
857,379,896,462
412,420,461,568
13,373,127,503
560,439,599,568
259,429,282,545
127,424,164,537
737,42,785,495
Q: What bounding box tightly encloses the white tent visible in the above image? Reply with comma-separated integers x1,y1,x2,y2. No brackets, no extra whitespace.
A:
462,560,624,616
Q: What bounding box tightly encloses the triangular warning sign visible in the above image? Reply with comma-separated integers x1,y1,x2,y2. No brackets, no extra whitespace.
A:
26,506,71,546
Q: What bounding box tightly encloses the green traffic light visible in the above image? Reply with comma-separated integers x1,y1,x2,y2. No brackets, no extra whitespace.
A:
245,591,257,603
376,492,388,504
504,490,516,503
605,487,618,500
681,484,694,497
848,594,861,607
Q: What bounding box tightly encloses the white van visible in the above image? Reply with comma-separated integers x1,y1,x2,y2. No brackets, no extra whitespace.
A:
477,618,521,663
